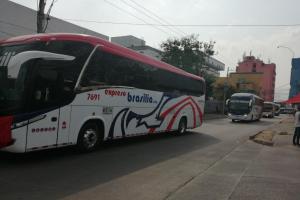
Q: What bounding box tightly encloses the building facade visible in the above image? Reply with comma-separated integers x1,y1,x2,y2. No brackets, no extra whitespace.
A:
203,56,225,77
129,45,162,60
236,56,276,101
111,35,145,48
213,72,263,99
111,35,162,60
0,0,109,40
289,58,300,98
112,35,225,76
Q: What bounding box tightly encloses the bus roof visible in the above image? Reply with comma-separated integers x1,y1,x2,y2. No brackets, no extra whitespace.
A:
231,93,263,100
0,33,204,82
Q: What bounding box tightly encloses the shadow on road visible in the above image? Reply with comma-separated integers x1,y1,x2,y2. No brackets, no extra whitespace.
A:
0,131,220,200
230,119,277,126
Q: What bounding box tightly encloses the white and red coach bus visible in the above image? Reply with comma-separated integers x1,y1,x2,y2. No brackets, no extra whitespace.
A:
0,33,205,153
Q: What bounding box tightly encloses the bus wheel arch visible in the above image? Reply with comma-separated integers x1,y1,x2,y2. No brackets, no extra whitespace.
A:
76,119,104,152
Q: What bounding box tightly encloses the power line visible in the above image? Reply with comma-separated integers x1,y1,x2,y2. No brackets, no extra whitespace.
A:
60,19,300,28
43,0,58,32
119,0,180,37
127,0,186,36
123,0,184,37
102,0,171,36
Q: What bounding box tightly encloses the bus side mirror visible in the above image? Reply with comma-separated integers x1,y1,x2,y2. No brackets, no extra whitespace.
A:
249,100,253,108
226,99,230,106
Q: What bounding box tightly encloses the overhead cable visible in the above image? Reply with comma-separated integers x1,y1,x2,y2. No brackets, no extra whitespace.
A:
102,0,171,36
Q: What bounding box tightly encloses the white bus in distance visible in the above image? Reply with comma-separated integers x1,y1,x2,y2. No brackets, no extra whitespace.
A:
274,103,281,116
226,93,264,122
0,33,205,153
262,102,276,118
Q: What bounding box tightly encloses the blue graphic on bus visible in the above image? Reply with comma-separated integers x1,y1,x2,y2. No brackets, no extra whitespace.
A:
127,92,157,104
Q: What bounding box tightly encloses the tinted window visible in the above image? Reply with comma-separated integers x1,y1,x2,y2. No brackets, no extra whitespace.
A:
82,49,205,96
28,60,78,111
0,41,93,115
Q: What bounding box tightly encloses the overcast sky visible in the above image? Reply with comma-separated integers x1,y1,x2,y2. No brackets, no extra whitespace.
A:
10,0,300,100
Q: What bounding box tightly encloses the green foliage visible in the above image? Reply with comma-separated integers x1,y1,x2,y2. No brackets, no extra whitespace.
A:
160,34,215,75
213,83,237,100
202,72,216,99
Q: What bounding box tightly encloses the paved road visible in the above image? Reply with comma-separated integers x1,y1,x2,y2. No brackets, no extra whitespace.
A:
0,116,287,200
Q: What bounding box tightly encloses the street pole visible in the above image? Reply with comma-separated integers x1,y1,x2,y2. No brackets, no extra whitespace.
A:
277,45,295,58
37,0,46,33
222,67,230,115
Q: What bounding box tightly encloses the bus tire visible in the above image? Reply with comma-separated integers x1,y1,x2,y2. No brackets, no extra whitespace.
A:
77,121,103,152
177,117,187,134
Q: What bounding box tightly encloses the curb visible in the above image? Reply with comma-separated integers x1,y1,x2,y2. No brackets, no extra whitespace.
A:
253,137,274,146
250,116,293,146
249,130,275,146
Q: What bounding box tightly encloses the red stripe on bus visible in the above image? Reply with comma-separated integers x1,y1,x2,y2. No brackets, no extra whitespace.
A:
149,128,156,134
0,116,13,148
191,103,196,128
150,97,202,133
189,98,203,124
166,102,191,131
160,97,192,118
166,102,195,131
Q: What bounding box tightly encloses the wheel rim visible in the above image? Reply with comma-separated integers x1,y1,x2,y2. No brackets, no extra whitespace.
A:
83,128,98,149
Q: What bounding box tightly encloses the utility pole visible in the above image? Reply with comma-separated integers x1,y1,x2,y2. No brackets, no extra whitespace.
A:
37,0,46,33
222,67,230,114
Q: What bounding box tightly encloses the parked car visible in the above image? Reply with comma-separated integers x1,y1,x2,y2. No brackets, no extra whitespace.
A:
280,107,296,114
274,104,281,116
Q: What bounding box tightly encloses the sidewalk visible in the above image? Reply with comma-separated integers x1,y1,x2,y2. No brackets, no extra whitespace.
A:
169,115,300,200
229,116,300,200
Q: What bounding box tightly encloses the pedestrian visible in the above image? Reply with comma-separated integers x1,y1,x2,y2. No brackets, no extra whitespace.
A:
293,105,300,145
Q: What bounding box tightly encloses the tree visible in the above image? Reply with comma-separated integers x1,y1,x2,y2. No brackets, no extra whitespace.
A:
213,83,237,100
202,72,216,99
160,34,215,75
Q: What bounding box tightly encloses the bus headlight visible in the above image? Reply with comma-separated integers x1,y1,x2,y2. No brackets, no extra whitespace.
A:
243,114,248,117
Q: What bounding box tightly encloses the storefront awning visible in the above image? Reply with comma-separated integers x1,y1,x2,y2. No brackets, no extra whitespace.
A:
282,93,300,104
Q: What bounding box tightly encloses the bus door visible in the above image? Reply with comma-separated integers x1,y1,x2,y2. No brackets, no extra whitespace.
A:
27,105,71,148
26,66,61,150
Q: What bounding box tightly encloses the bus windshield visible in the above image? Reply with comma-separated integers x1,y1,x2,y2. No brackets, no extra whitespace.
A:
263,103,273,112
229,96,251,115
0,40,93,116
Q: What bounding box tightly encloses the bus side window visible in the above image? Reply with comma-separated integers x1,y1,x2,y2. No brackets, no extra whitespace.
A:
81,50,108,87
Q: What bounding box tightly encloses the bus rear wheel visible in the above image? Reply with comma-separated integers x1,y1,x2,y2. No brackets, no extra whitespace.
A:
177,118,187,134
77,121,103,152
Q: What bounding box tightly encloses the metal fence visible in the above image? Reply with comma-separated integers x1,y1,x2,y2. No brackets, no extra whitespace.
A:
204,100,224,114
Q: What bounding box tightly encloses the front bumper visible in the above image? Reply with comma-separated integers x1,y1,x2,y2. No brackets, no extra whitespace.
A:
227,113,250,120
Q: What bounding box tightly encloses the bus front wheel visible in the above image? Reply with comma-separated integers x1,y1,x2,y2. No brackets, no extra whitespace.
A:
77,121,103,152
